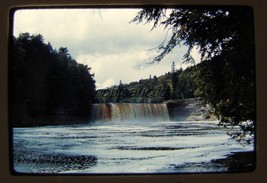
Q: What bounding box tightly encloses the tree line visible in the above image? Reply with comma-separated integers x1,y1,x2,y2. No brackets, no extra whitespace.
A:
95,67,198,104
10,33,96,126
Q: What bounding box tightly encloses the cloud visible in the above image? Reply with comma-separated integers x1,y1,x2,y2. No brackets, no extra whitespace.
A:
14,8,191,89
14,9,163,57
191,46,201,64
101,78,116,89
77,45,188,89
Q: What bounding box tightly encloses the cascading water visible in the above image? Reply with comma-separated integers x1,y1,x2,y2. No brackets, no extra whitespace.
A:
92,104,111,121
92,103,170,122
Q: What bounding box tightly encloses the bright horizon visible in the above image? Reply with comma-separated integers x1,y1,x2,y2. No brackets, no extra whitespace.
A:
13,8,201,89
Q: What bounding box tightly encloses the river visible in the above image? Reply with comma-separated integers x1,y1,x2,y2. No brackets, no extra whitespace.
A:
12,120,254,174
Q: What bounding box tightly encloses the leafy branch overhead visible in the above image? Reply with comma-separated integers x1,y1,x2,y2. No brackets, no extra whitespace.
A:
131,7,254,64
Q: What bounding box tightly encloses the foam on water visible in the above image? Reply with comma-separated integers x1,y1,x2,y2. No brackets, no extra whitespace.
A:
13,120,254,173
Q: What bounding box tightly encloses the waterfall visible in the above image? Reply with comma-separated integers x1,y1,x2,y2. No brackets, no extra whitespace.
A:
92,104,111,121
92,103,170,122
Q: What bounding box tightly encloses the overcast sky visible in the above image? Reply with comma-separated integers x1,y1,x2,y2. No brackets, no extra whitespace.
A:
14,8,200,89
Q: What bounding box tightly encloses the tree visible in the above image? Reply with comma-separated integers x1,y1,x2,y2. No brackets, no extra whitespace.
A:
132,7,255,127
10,33,96,126
171,71,178,99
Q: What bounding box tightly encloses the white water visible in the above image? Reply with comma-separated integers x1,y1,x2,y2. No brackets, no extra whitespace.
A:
13,120,254,174
92,103,170,122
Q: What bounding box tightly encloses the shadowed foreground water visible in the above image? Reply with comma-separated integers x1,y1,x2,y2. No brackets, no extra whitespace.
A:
12,120,254,174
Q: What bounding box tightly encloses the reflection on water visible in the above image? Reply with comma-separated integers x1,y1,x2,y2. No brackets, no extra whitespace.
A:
13,120,254,174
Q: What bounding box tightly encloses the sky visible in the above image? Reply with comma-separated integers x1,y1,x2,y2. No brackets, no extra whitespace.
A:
14,8,201,89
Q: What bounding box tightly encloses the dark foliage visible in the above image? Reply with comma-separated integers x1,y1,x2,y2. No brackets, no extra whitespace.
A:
132,7,256,127
10,33,96,126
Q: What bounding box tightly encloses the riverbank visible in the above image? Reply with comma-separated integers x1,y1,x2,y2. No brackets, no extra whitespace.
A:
166,98,217,121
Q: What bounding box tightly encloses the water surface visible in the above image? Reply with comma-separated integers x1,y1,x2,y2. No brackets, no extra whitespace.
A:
13,120,254,174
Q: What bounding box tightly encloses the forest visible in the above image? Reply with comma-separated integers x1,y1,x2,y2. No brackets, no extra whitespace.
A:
10,33,96,127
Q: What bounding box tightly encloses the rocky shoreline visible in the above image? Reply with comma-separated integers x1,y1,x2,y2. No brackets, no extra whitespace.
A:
166,98,217,121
